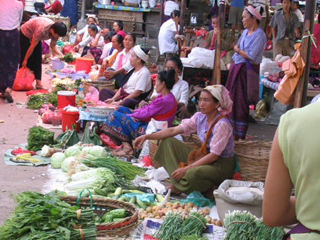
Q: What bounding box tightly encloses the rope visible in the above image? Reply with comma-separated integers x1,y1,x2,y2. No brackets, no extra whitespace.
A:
77,209,81,220
79,228,84,240
226,220,253,229
300,31,317,48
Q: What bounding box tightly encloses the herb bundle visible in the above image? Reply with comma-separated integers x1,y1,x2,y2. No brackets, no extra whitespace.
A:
155,212,184,240
27,93,58,110
27,126,55,151
0,191,96,239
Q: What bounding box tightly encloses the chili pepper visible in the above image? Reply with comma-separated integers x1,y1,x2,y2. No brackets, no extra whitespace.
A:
100,134,122,150
11,148,37,156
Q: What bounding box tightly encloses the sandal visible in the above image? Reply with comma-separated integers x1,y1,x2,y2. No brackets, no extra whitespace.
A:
3,91,13,103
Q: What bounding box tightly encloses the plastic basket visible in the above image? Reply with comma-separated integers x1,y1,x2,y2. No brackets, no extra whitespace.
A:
234,140,272,182
60,193,138,237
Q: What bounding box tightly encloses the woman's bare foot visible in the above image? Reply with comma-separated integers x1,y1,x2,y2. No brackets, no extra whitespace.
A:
166,184,181,195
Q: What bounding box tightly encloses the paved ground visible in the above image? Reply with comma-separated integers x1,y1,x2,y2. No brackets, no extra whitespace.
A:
0,64,277,225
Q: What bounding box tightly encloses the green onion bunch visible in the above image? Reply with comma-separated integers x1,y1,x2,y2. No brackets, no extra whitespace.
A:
155,212,184,240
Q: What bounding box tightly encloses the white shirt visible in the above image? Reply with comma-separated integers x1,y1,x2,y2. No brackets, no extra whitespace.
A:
100,42,113,60
164,0,179,16
151,76,189,106
248,0,270,18
112,48,133,72
124,66,152,94
79,34,104,49
294,9,304,23
0,0,24,30
158,19,179,55
78,25,101,46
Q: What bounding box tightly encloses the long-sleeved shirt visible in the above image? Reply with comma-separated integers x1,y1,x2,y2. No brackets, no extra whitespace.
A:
78,25,101,47
127,93,177,127
79,34,104,49
112,48,133,72
0,0,23,30
232,28,267,65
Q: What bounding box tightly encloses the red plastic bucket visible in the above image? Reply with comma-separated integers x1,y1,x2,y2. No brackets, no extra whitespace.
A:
61,110,80,132
75,57,93,74
57,91,76,109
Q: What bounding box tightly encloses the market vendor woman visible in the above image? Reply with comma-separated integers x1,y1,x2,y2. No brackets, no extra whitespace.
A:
133,85,235,196
20,17,67,89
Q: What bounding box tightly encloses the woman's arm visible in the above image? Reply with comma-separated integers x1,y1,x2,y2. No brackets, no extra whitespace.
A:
105,68,126,80
91,31,103,48
123,90,142,101
22,37,39,67
50,39,63,57
272,27,276,40
133,125,184,150
263,128,297,227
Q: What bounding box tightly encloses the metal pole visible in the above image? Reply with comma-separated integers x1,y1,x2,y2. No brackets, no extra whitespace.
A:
77,0,87,30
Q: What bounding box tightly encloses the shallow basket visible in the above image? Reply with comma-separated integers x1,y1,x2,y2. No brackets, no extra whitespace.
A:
234,140,272,182
84,81,115,95
60,195,139,237
149,134,201,168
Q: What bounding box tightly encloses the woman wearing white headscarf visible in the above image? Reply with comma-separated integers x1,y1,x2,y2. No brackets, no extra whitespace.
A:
134,85,235,197
99,45,152,109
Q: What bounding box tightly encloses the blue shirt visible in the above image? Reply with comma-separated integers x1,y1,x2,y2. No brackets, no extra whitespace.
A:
231,0,245,8
232,28,267,65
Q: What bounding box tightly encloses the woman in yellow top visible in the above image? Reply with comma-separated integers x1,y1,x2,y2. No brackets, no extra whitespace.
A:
263,102,320,239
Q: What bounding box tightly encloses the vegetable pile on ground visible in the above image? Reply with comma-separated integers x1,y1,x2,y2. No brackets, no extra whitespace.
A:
154,211,207,240
0,191,96,239
27,93,58,109
224,210,284,240
27,126,55,151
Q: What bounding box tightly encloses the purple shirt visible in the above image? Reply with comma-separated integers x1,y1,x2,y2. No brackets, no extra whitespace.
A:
127,93,177,127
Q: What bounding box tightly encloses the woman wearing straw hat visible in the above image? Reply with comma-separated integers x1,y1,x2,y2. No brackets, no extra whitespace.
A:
225,5,267,140
133,85,235,196
99,45,152,109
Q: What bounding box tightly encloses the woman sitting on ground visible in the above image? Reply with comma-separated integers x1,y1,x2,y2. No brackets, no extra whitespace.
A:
100,69,177,152
74,24,104,64
73,15,100,47
112,20,125,38
103,33,135,87
133,85,235,197
99,45,152,109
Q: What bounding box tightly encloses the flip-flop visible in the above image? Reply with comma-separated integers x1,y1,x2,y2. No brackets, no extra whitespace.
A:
3,91,13,103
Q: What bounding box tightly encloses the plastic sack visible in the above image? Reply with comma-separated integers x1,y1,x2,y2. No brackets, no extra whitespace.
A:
217,180,264,206
84,86,99,103
145,118,168,135
180,191,213,208
122,193,155,204
12,67,34,91
63,45,75,55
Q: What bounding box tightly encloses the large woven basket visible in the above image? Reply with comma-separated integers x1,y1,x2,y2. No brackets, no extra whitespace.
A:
234,140,272,182
84,81,115,95
60,195,138,237
149,134,201,168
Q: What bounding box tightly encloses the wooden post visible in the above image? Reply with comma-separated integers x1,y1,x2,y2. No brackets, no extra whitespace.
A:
177,0,185,57
212,0,226,85
293,0,316,108
160,0,164,26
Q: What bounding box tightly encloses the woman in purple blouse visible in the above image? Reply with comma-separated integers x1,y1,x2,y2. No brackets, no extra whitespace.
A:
100,69,177,144
133,85,235,197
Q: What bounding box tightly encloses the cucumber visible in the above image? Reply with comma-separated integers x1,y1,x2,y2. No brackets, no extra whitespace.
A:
94,188,108,196
137,199,147,210
156,194,164,203
129,196,137,204
114,187,122,199
118,196,129,202
102,213,113,223
113,218,124,222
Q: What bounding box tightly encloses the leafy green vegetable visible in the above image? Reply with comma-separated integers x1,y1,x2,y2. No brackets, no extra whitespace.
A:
61,156,76,172
0,191,96,239
27,126,55,151
62,53,76,63
50,152,66,169
27,93,57,109
81,122,102,146
52,127,80,149
82,146,107,158
178,212,206,238
64,145,82,157
155,212,184,240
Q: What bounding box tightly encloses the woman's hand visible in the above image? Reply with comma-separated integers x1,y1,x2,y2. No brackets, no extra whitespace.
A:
104,99,114,104
73,45,80,52
133,135,147,150
234,44,240,54
138,100,149,108
172,166,189,181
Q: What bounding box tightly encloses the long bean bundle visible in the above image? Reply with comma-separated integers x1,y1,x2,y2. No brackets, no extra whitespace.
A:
155,213,184,240
178,212,207,238
81,156,145,181
0,191,96,240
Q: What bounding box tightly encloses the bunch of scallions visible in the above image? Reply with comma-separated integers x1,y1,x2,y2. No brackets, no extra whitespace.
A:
0,191,96,239
224,210,285,240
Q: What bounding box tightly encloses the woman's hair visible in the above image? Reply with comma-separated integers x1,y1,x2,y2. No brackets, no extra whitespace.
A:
104,32,113,42
201,89,219,104
114,34,124,48
125,32,136,44
247,7,264,25
211,14,218,20
281,0,292,2
50,22,67,37
167,55,183,72
138,48,149,64
88,24,98,33
158,69,176,90
171,10,180,18
114,20,124,30
88,16,97,23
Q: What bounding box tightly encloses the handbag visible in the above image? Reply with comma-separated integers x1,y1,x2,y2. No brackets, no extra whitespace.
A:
186,115,226,165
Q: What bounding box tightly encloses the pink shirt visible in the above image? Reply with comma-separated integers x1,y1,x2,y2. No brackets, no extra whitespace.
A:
21,17,55,41
180,112,234,157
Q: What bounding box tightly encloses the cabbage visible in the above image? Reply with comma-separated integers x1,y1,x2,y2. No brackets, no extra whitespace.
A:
61,156,76,172
65,167,115,195
64,145,82,158
81,146,107,157
50,152,66,169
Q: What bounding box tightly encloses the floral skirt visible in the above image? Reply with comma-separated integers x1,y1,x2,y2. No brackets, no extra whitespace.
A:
101,106,147,142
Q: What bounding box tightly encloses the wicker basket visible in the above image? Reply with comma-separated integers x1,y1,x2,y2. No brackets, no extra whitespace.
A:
149,135,201,168
234,140,272,182
83,81,115,95
60,195,138,237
